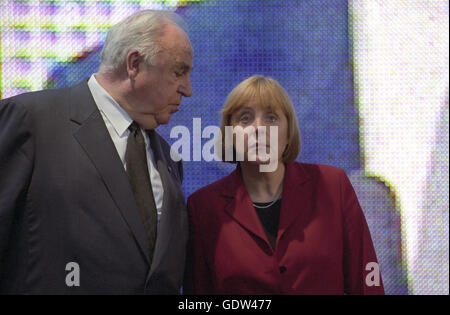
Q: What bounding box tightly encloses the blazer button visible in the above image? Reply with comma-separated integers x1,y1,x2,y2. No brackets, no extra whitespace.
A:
279,266,287,274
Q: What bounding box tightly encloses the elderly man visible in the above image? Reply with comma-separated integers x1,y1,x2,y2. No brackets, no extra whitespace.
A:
0,10,193,294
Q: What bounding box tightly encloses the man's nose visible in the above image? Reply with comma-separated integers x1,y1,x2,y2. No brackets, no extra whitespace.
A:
179,75,192,97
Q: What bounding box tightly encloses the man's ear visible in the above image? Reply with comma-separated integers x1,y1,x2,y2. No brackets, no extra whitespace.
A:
126,50,141,79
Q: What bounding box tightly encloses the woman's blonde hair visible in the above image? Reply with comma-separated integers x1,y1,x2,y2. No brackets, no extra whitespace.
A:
219,75,301,163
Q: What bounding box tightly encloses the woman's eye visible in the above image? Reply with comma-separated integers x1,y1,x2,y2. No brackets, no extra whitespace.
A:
240,115,250,123
267,115,277,123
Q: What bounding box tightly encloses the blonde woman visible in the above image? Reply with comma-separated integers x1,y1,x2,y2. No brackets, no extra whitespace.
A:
184,75,384,295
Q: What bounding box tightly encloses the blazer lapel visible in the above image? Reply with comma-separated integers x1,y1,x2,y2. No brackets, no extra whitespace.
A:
222,168,269,245
147,130,186,276
69,81,151,266
276,162,313,244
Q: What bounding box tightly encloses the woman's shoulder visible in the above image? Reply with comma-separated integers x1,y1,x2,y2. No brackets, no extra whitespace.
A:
289,161,347,180
188,169,239,204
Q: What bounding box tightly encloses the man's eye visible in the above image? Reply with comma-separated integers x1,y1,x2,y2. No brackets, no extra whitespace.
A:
173,69,185,77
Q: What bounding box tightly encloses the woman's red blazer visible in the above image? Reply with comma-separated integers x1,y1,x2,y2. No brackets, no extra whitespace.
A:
184,162,385,295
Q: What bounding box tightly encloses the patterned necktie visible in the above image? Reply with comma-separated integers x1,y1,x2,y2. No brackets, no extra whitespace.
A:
125,121,157,262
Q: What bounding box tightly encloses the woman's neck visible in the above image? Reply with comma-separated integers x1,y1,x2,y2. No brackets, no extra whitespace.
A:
240,162,286,203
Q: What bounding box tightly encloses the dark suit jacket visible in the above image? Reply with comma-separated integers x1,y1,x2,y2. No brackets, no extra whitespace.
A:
0,81,188,294
184,162,385,294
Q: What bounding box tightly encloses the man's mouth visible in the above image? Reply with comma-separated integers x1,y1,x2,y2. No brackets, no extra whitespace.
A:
170,104,180,113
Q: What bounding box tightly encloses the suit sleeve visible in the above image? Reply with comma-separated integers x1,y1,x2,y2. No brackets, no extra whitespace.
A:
0,99,33,276
183,195,214,294
340,170,385,295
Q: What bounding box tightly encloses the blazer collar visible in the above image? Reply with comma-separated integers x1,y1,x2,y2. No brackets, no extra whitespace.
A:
222,162,313,250
69,79,98,125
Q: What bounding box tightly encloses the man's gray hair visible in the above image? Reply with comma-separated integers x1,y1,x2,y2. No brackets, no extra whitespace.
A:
99,10,186,73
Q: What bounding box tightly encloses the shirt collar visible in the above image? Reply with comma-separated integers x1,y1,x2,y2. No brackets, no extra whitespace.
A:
87,74,133,137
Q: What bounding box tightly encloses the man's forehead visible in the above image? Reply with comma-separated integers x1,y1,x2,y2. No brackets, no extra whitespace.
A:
156,23,193,67
160,23,192,49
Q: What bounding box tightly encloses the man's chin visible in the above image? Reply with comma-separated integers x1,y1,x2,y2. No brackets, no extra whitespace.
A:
155,114,172,126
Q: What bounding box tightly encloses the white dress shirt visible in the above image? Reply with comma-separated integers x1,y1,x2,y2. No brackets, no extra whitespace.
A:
87,74,164,225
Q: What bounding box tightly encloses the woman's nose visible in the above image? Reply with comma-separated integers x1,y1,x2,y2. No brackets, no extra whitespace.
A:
252,117,270,136
252,117,264,129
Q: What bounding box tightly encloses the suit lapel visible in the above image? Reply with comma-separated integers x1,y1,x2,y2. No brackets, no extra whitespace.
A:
69,81,151,266
147,130,185,276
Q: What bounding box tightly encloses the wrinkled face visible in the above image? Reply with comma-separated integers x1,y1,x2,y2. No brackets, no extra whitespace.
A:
230,101,289,168
127,23,193,129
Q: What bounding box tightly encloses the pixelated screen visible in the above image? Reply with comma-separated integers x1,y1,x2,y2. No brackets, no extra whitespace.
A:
0,0,448,294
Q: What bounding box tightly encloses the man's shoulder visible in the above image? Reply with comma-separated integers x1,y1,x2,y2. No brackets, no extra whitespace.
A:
1,81,88,113
2,86,67,106
0,81,93,137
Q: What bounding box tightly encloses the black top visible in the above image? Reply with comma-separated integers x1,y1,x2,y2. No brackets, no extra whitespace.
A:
253,199,282,250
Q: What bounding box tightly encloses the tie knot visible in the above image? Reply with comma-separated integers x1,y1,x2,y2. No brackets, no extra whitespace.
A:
129,121,140,133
